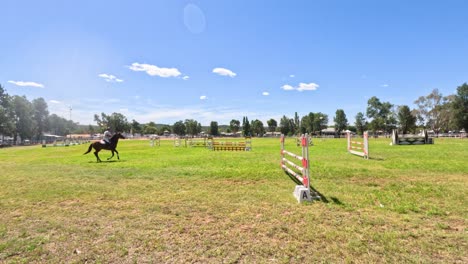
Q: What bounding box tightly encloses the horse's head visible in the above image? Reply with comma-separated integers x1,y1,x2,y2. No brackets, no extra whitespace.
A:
111,132,126,142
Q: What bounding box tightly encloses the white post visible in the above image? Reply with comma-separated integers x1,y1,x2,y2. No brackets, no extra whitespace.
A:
347,132,351,151
302,133,310,191
364,131,369,159
280,134,285,167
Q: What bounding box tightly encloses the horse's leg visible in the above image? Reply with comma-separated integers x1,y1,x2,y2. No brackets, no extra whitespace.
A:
107,150,115,160
94,150,101,162
114,149,120,160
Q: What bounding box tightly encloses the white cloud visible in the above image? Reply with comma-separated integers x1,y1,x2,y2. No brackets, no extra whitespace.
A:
128,62,181,78
297,82,319,92
212,67,236,77
281,84,295,91
262,92,270,96
381,84,389,87
8,80,44,88
200,95,207,100
98,73,124,83
282,82,319,92
49,100,61,104
182,75,190,80
82,98,120,104
290,74,295,78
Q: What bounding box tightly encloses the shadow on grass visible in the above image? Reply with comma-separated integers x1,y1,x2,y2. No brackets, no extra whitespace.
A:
329,196,343,205
87,159,125,164
285,172,329,203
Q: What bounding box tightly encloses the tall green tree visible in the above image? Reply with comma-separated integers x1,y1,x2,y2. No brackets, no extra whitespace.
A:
143,125,158,135
48,114,73,136
93,114,104,129
397,105,417,134
32,98,49,140
131,119,142,135
108,113,130,132
88,125,95,135
210,121,219,136
414,89,447,134
242,116,251,136
366,96,395,134
312,112,328,135
48,114,62,135
12,95,35,143
266,118,277,132
184,119,201,136
250,119,265,136
0,84,15,139
94,112,130,132
158,125,171,135
172,120,186,136
230,119,240,134
333,109,348,137
293,112,300,134
300,112,315,134
355,112,367,135
143,122,158,135
452,83,468,131
279,115,291,135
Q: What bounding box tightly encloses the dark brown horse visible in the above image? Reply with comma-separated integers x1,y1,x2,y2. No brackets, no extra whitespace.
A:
84,132,125,162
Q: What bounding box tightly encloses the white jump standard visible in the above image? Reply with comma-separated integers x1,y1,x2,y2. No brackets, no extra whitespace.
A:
347,131,369,159
174,137,187,147
280,133,320,202
150,136,160,147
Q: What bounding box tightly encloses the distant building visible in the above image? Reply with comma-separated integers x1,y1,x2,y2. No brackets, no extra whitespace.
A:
265,132,281,137
321,127,336,136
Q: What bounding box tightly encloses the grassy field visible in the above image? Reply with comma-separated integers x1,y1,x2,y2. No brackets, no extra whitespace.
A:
0,137,467,263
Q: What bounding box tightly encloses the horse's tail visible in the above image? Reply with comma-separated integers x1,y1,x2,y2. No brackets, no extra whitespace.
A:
83,143,93,155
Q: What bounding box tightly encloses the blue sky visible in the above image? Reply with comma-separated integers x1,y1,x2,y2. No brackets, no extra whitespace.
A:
1,0,467,126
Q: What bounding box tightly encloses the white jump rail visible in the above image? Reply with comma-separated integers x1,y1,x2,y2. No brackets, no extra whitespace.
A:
347,131,369,159
281,133,319,202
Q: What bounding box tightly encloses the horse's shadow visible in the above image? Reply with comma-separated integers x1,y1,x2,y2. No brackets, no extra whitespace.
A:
87,159,124,164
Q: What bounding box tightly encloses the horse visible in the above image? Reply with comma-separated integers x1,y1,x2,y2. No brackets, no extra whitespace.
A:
83,132,125,162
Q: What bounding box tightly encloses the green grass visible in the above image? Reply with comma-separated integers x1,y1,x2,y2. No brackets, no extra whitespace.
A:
0,137,467,263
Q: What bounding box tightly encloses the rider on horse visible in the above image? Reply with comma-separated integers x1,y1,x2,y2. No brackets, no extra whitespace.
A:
84,130,125,162
103,127,113,146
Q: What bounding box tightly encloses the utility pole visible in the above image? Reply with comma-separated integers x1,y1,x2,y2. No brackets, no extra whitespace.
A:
69,106,72,140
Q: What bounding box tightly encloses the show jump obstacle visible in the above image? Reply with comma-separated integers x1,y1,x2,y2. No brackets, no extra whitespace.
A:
392,129,434,145
347,131,369,159
281,134,320,203
187,137,211,148
174,137,187,147
296,135,313,147
150,136,160,147
210,137,252,151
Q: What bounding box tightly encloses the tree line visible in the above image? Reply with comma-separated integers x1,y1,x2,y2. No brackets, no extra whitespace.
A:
353,85,467,136
90,83,468,137
1,82,466,143
0,84,81,143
